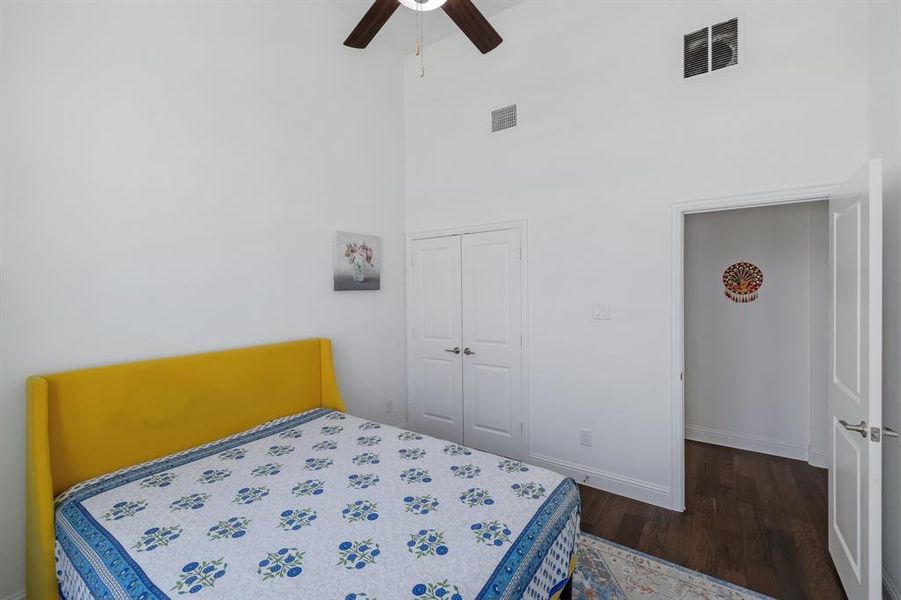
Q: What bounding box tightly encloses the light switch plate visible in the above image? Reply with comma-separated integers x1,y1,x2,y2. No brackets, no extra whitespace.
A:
580,428,592,447
592,304,611,320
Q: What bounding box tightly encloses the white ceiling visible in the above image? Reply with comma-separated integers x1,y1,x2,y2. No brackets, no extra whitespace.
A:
330,0,523,54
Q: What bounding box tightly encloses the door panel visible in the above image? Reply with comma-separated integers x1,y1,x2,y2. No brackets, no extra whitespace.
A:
471,242,511,345
828,159,882,600
832,203,862,401
471,364,512,434
420,247,456,340
421,358,456,422
409,236,463,443
462,229,523,459
833,424,861,574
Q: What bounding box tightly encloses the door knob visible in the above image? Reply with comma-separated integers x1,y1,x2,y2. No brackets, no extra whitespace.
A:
839,419,868,438
445,347,461,355
463,347,476,356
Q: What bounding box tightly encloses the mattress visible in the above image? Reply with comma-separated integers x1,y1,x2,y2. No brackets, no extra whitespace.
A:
54,408,580,599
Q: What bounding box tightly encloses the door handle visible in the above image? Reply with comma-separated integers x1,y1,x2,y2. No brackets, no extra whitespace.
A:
884,426,899,439
839,419,868,438
463,347,476,356
445,347,461,355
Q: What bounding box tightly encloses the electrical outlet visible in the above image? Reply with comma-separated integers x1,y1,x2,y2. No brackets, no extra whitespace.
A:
592,304,611,321
386,399,394,414
580,428,592,447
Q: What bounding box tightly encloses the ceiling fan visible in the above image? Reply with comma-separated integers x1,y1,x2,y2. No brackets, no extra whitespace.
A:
344,0,503,54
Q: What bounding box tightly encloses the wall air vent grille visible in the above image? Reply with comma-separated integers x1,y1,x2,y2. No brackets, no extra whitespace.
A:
684,27,709,78
684,18,739,79
491,104,517,133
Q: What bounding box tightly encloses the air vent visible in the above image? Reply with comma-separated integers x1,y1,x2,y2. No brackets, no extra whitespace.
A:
684,18,738,79
491,104,517,133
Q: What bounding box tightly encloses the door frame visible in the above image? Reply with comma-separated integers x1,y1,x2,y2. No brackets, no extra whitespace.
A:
670,184,838,511
406,219,530,460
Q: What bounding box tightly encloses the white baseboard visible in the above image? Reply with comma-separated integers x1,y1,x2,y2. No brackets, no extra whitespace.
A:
528,452,672,510
807,449,829,469
1,590,25,600
886,568,901,600
686,425,809,461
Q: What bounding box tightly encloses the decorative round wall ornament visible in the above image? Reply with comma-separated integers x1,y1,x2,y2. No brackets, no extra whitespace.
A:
723,262,763,303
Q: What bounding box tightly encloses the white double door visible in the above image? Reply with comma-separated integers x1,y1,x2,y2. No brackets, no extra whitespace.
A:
408,228,524,460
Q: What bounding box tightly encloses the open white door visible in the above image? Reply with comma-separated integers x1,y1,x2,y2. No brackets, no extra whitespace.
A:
408,235,464,443
828,159,883,600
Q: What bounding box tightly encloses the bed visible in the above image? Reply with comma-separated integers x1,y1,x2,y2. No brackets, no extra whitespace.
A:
27,339,580,599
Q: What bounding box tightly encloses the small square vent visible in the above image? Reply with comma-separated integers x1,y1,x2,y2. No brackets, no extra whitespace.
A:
684,18,739,79
492,104,517,133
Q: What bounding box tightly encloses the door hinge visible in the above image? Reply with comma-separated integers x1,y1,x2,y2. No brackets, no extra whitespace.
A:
520,422,524,434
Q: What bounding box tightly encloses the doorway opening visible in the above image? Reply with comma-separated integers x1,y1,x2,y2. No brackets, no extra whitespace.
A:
683,201,830,468
672,164,886,599
674,195,844,597
670,184,842,510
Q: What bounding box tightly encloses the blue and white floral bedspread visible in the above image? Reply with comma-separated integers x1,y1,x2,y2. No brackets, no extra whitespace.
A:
55,408,581,600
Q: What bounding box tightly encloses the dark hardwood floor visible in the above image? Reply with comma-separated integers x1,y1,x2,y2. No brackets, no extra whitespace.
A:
578,440,846,600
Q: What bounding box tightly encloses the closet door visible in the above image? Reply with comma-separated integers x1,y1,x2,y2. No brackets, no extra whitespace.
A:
461,229,524,459
408,235,464,443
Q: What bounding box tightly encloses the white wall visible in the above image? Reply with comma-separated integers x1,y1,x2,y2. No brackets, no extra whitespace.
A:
0,2,406,596
404,0,869,508
868,1,901,597
684,202,828,464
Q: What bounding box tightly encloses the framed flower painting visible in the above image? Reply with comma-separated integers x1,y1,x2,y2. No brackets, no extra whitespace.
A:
334,231,381,291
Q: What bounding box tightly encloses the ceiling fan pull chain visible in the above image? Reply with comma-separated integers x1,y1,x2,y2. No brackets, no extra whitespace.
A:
415,6,421,56
418,36,425,77
417,3,426,77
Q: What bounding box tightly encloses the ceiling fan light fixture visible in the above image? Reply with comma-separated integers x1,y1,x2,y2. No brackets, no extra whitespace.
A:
399,0,448,12
344,0,502,54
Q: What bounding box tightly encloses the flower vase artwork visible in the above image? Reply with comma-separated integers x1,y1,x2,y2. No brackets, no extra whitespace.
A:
348,242,373,283
334,232,381,291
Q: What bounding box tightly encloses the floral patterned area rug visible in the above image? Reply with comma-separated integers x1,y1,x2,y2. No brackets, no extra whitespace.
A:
573,533,773,600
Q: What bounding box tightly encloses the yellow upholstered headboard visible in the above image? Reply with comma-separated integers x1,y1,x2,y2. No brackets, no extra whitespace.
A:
26,338,345,600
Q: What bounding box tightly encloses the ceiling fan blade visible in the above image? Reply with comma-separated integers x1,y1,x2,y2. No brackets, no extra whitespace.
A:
344,0,401,49
442,0,502,54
